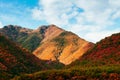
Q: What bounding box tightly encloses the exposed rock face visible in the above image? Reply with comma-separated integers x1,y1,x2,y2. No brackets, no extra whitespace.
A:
33,31,94,65
41,24,64,42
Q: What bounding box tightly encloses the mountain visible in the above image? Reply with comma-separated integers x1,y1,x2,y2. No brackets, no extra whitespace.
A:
81,32,120,64
13,32,120,80
41,24,65,42
0,25,46,52
34,31,94,65
0,34,64,80
0,24,94,65
70,32,120,66
0,24,64,52
0,34,42,79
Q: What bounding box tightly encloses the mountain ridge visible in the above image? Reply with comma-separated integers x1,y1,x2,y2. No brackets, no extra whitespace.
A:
0,24,94,65
0,24,64,52
70,32,120,66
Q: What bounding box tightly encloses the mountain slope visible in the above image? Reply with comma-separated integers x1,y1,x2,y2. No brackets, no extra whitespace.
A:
12,32,120,80
0,34,43,79
41,24,64,42
83,32,120,64
34,31,94,65
0,25,46,52
0,24,64,52
0,24,94,65
0,34,64,79
70,32,120,66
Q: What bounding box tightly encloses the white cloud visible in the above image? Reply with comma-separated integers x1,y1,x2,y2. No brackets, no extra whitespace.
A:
32,7,45,21
84,30,120,42
31,0,120,43
109,0,120,8
0,21,3,28
112,11,120,19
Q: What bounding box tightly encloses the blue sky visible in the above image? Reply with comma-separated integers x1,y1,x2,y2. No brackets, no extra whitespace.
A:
0,0,120,43
0,0,46,29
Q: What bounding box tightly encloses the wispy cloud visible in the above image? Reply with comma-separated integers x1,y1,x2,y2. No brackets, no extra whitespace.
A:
0,21,3,28
31,0,120,42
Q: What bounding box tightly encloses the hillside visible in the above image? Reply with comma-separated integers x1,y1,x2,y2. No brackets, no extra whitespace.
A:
80,32,120,65
34,31,94,65
0,34,64,80
0,25,65,52
13,32,120,80
0,25,46,52
0,24,94,65
68,32,120,67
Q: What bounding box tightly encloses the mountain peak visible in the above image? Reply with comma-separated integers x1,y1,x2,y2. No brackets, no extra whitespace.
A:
34,25,48,34
3,25,22,30
38,25,48,30
37,24,63,32
41,24,65,42
3,25,32,33
48,24,58,28
48,24,64,31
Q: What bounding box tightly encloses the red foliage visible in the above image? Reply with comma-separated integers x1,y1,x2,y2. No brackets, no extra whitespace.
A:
81,33,120,64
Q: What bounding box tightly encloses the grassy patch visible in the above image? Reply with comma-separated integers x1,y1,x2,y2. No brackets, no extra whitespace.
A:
12,64,120,80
